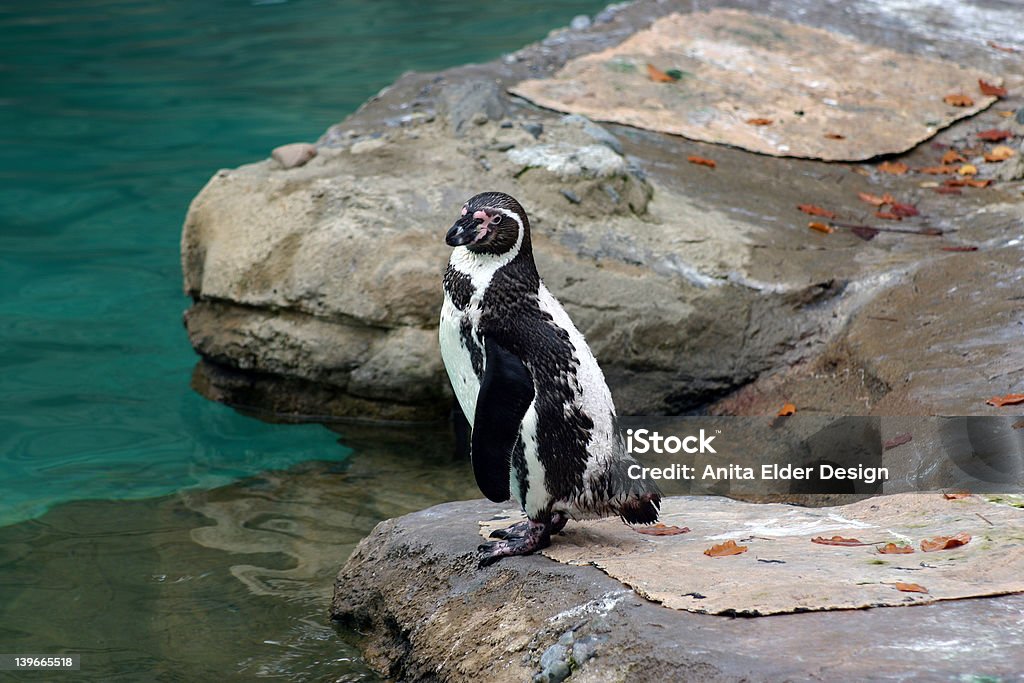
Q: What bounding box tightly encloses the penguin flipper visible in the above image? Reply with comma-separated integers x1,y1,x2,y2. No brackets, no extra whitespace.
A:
472,338,535,503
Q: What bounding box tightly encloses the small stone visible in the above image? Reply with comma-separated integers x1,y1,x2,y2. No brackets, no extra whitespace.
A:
539,643,567,670
350,138,387,155
471,112,489,126
271,143,317,169
523,122,544,139
557,630,575,646
572,635,603,665
500,121,514,129
546,661,571,683
561,189,581,204
570,15,591,31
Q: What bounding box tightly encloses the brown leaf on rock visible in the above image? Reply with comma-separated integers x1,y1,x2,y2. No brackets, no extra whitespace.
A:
687,155,716,168
808,222,834,234
851,226,879,241
646,63,678,83
875,211,901,221
879,543,914,555
704,540,748,557
777,402,797,416
919,165,958,175
824,132,846,140
858,192,887,206
958,164,978,176
921,532,971,552
984,145,1016,162
878,161,909,175
944,178,990,188
798,204,836,218
883,433,913,450
977,129,1012,142
940,245,978,251
894,582,929,594
747,117,773,126
942,150,967,164
998,111,1015,118
943,492,972,500
944,94,974,107
635,523,691,536
987,394,1024,407
812,536,867,547
979,79,1008,97
890,203,920,218
988,41,1021,54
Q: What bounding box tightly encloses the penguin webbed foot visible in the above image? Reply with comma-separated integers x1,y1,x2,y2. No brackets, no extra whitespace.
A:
478,514,568,568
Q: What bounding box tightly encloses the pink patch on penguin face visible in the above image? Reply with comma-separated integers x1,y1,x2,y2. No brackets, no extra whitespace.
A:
471,209,501,244
461,205,468,216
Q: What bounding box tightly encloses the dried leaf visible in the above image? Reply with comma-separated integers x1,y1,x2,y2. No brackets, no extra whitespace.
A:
878,543,914,555
944,178,990,188
851,226,879,241
984,145,1016,162
987,394,1024,407
977,129,1012,142
883,433,913,450
940,245,978,251
979,79,1008,97
958,164,978,176
944,94,974,107
646,63,678,83
889,203,919,218
965,179,991,188
988,41,1020,54
894,582,929,594
635,524,691,536
746,117,773,126
921,532,971,552
943,492,972,500
998,111,1015,118
798,204,836,218
704,540,748,557
777,402,797,416
878,161,909,175
875,211,901,221
812,536,866,546
919,165,958,175
941,150,967,164
808,221,834,234
858,192,887,206
824,132,846,140
687,155,716,168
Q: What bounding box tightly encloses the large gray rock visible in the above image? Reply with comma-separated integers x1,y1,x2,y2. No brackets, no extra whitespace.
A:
331,498,1024,681
181,0,1024,420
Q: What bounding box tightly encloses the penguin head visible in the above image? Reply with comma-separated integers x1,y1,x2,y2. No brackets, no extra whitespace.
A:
445,192,530,255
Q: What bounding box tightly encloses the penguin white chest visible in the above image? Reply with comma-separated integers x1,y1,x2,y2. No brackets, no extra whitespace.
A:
439,293,482,423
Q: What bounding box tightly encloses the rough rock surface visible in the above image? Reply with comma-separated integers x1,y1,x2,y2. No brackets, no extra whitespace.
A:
332,498,1024,681
181,0,1024,420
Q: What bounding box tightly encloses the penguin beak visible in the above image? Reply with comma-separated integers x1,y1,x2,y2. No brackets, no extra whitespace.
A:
445,215,480,247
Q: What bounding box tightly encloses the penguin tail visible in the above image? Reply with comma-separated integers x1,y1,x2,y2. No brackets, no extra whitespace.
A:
618,489,662,525
605,458,662,525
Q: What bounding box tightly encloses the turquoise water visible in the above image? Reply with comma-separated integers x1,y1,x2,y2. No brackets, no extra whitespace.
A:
0,0,605,524
0,0,607,678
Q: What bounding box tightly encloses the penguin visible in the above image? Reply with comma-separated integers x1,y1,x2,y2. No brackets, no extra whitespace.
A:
439,191,662,567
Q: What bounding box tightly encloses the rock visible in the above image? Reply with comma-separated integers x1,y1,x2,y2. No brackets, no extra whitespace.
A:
436,79,505,136
332,498,1024,681
271,142,317,169
181,0,1024,420
570,14,592,31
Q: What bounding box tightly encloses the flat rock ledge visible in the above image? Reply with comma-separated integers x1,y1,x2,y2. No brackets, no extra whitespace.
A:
332,498,1024,682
